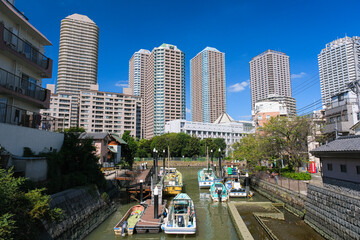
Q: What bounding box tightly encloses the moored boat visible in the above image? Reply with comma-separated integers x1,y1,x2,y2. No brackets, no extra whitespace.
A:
163,168,183,195
114,204,145,236
210,182,228,202
225,180,253,198
162,193,196,234
198,168,219,188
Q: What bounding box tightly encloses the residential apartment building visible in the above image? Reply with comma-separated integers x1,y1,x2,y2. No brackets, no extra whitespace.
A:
257,94,296,116
190,47,226,123
323,90,359,138
56,13,99,95
249,50,293,112
144,43,185,139
78,89,141,138
129,49,150,138
0,0,63,156
252,100,288,127
164,113,255,151
318,36,360,105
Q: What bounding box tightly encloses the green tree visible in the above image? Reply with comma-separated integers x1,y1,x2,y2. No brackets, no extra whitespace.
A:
46,130,106,193
233,134,264,168
200,138,215,156
183,135,200,158
0,168,62,240
261,116,311,171
121,131,138,168
213,138,226,158
137,139,152,158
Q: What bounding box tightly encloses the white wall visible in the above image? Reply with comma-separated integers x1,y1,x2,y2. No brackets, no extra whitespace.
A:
0,123,64,156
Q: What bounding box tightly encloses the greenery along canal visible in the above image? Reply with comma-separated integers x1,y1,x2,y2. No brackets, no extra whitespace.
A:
85,167,324,240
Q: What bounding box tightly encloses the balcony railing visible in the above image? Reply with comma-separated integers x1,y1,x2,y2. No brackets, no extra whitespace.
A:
2,26,50,70
0,68,48,102
0,102,59,132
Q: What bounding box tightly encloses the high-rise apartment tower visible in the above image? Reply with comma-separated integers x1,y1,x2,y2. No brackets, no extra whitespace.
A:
129,49,150,97
56,14,99,95
144,43,185,139
190,47,226,123
249,50,293,112
318,36,360,105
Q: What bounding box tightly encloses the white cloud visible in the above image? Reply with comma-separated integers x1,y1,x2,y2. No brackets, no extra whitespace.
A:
115,81,129,88
186,108,191,113
291,72,306,79
228,81,249,93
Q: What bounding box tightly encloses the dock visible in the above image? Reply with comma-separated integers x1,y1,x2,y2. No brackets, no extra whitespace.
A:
136,199,167,234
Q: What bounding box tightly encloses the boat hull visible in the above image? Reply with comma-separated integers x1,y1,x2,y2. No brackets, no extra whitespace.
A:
164,186,182,195
229,192,247,198
210,195,229,202
114,205,144,236
164,226,196,234
198,181,213,188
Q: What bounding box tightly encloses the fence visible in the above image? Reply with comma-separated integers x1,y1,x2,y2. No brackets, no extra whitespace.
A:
134,157,208,162
253,171,309,194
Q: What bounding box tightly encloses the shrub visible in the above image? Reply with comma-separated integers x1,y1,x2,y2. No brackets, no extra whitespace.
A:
281,172,311,180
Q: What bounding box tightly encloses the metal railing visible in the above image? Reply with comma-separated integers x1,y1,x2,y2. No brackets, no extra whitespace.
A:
253,171,309,195
3,27,49,70
0,68,48,102
0,102,59,131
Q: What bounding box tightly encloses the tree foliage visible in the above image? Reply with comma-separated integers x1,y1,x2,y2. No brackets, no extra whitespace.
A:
0,168,62,240
121,131,138,168
233,134,264,168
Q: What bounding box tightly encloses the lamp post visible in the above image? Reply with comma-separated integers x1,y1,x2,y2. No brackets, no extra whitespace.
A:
218,148,222,179
153,148,157,183
210,149,213,168
163,149,166,176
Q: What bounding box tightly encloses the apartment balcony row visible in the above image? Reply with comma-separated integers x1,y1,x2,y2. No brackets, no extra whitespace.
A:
0,102,60,132
0,23,53,78
0,67,50,108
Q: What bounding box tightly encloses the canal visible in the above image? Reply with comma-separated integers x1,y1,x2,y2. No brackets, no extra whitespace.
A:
85,167,324,240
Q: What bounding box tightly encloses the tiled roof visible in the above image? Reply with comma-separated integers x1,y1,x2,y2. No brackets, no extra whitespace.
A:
79,132,109,140
311,135,360,154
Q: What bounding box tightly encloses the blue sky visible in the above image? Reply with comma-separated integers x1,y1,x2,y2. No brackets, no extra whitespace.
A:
16,0,360,120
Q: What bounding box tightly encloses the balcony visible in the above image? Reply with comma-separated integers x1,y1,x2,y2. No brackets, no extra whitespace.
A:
0,68,50,108
0,23,53,78
0,102,59,132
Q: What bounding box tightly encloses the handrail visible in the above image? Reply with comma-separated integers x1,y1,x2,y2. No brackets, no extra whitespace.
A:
0,102,59,131
3,26,49,69
0,67,48,102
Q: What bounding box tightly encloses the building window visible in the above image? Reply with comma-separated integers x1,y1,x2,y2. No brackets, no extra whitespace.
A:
340,164,347,173
356,166,360,175
327,164,332,171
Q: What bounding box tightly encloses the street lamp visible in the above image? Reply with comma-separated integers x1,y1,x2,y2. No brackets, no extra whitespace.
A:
153,148,157,182
218,148,222,179
163,149,166,175
210,149,213,168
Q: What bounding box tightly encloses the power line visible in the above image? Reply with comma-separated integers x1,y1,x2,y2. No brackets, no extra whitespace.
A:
291,72,319,92
293,80,320,96
297,99,323,113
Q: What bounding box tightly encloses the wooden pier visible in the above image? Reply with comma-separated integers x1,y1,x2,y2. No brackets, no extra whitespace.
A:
136,199,167,234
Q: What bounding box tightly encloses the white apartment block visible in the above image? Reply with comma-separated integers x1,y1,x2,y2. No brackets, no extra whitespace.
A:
129,49,150,97
249,50,292,111
252,101,288,127
144,43,185,139
318,36,360,105
190,47,226,123
165,113,255,148
78,90,141,138
56,14,99,95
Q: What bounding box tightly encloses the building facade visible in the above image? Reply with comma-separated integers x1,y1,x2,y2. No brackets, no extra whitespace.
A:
318,36,360,105
129,49,150,97
78,89,141,138
164,113,255,149
252,100,288,127
249,50,292,111
190,47,226,123
56,14,99,95
0,0,64,156
144,43,185,139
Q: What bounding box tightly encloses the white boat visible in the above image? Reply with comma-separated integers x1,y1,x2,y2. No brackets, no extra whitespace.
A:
162,193,196,234
225,180,254,198
198,168,219,188
210,182,229,202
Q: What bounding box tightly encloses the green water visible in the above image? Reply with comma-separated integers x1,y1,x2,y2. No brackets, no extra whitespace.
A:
85,167,323,240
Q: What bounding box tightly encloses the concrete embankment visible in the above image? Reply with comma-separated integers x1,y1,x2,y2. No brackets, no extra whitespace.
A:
227,201,254,240
251,178,306,218
41,186,117,240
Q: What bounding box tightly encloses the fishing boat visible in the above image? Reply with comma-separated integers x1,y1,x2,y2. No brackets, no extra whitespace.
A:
198,168,219,188
162,193,196,234
163,168,183,195
210,182,228,202
225,180,253,198
114,204,145,236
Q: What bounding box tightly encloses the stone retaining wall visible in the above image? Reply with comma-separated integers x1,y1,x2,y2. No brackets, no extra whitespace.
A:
251,178,306,218
41,187,116,240
305,184,360,240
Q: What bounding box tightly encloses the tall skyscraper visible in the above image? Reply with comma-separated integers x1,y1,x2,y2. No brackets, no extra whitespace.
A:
318,36,360,105
249,50,293,112
129,49,150,97
190,47,226,123
56,14,99,95
144,43,185,139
